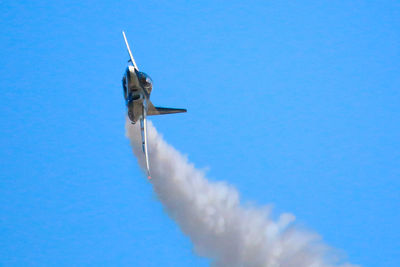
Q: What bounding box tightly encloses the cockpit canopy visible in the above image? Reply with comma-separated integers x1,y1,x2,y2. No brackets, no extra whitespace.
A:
137,71,153,92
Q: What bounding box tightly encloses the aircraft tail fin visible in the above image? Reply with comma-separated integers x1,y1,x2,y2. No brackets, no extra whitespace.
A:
147,100,186,116
149,107,187,115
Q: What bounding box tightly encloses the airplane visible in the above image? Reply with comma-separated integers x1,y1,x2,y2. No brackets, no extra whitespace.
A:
122,31,186,179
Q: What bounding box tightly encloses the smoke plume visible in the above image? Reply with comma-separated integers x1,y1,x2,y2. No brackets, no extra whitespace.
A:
126,120,357,267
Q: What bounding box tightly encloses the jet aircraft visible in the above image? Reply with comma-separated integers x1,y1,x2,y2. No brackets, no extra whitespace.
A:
122,31,186,179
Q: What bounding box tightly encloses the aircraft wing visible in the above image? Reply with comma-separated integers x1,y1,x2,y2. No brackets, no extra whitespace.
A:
122,31,139,71
140,104,151,179
147,100,187,116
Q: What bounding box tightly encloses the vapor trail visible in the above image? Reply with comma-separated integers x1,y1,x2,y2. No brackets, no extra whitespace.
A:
126,120,357,267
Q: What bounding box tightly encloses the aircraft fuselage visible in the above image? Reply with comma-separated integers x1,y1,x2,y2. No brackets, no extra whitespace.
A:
122,66,153,124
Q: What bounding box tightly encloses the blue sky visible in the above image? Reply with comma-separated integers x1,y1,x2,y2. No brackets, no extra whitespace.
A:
1,1,399,266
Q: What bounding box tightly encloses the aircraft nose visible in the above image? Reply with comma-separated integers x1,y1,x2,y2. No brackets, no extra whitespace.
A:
128,109,135,122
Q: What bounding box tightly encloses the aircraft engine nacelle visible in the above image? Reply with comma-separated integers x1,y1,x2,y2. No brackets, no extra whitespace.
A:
122,76,128,101
123,67,142,104
137,71,153,94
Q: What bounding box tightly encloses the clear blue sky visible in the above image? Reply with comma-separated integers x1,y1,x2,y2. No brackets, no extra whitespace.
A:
1,1,399,266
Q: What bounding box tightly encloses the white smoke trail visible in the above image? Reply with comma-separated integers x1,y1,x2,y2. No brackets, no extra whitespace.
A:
126,120,358,267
